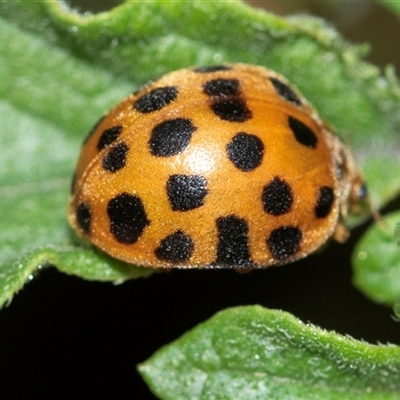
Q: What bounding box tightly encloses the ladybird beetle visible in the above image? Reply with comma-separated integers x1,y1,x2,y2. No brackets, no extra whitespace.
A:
68,64,368,269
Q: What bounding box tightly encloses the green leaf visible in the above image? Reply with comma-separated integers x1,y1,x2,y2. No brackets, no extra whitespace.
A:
139,305,400,400
378,0,400,16
0,244,154,308
352,212,400,307
0,10,151,308
1,0,400,305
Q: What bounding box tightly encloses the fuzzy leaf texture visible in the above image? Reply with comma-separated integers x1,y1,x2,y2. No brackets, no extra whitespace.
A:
139,306,400,400
1,0,400,307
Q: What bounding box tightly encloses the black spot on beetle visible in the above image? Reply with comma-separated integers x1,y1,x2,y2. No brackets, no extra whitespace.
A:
262,177,293,216
315,186,335,218
270,77,302,106
166,174,208,211
193,65,231,73
134,86,178,113
149,118,197,157
97,126,123,151
155,230,194,262
267,226,302,260
210,98,252,122
107,193,150,244
203,78,239,97
102,142,129,172
288,116,318,148
76,202,91,234
215,215,251,267
226,132,264,171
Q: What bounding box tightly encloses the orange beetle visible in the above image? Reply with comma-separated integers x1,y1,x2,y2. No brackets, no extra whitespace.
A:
68,64,367,269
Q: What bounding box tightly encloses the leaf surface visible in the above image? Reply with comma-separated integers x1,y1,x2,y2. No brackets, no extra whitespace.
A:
353,212,400,307
139,306,400,400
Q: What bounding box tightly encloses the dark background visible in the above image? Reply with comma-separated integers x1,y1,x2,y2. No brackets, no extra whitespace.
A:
1,1,399,399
